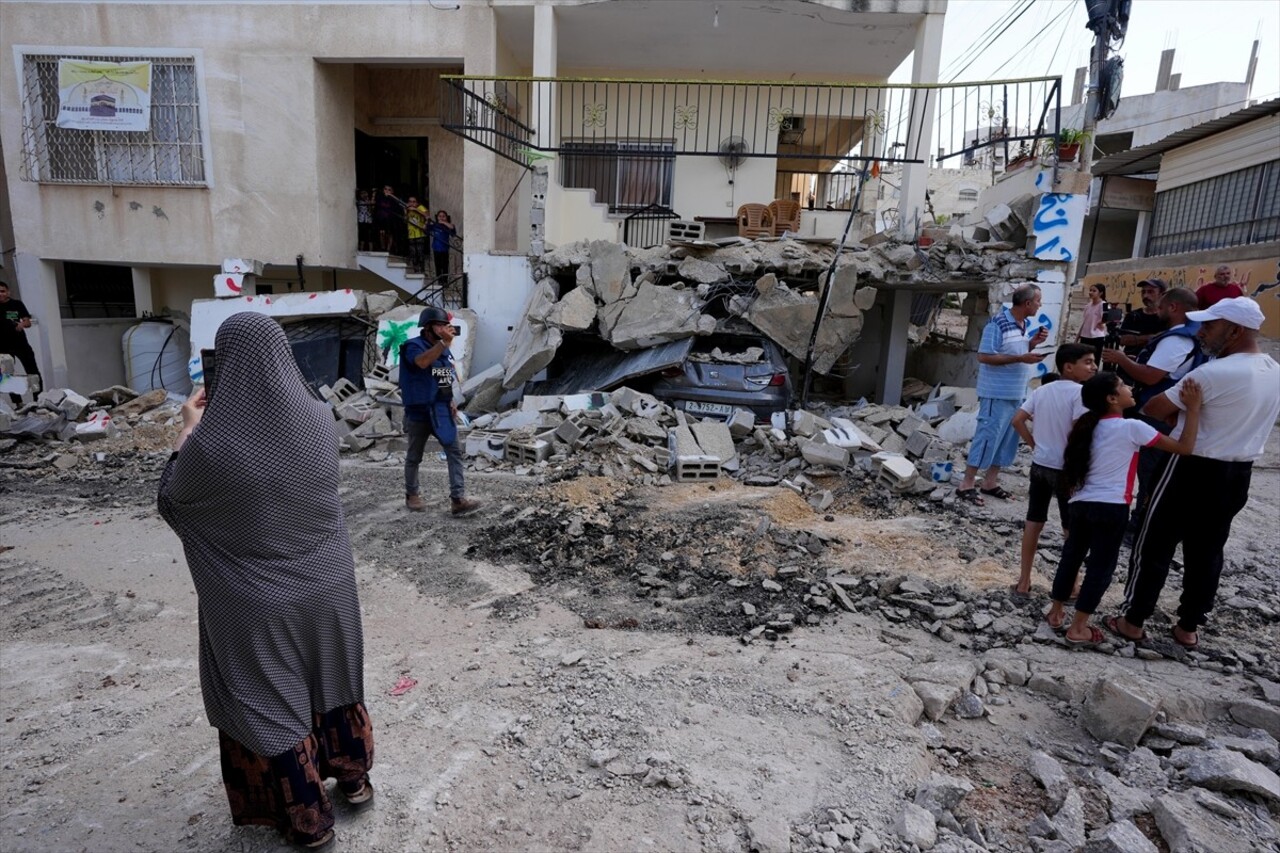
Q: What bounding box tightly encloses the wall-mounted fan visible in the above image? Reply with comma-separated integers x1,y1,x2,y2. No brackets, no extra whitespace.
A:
718,136,750,170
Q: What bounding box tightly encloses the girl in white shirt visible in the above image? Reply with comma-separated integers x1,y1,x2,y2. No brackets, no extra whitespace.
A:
1044,372,1202,648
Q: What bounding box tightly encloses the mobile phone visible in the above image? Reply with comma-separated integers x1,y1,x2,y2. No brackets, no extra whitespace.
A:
201,348,217,400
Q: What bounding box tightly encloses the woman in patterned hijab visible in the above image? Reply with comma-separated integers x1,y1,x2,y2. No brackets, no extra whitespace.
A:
159,312,373,849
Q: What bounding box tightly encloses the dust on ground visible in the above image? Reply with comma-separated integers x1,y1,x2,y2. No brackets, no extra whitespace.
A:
2,422,1278,852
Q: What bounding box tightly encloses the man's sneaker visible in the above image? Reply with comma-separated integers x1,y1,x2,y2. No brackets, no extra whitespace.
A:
405,494,426,512
451,497,481,516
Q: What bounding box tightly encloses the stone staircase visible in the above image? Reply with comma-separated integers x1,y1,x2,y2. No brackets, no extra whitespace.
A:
356,251,429,301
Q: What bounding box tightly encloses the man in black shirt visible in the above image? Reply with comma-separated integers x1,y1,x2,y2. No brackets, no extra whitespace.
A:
1,282,41,395
1117,278,1168,357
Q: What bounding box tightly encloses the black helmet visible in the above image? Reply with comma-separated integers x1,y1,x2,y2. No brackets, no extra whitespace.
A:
418,306,451,327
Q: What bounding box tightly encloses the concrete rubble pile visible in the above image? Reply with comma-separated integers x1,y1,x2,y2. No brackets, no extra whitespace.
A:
323,367,989,506
486,235,1051,394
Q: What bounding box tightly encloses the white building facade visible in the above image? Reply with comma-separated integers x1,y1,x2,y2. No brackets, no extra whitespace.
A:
1,0,948,390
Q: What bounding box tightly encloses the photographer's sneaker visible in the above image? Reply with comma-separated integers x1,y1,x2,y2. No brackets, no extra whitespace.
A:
451,497,481,517
405,494,426,512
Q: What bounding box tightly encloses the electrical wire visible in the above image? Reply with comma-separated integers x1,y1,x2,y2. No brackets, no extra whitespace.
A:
946,0,1041,83
941,0,1036,82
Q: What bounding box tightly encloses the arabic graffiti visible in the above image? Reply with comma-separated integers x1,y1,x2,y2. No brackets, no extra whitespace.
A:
1031,193,1087,262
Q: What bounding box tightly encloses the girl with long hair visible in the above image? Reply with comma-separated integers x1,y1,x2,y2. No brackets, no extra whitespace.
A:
1044,372,1202,647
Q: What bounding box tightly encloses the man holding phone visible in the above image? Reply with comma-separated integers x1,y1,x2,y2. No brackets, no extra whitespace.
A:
400,306,480,516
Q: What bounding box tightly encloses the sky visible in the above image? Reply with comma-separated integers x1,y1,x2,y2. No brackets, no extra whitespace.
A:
892,0,1280,106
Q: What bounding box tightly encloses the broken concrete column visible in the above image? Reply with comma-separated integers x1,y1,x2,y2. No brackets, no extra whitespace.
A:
502,276,563,389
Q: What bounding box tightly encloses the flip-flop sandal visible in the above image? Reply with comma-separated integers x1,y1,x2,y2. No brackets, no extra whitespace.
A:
1064,625,1105,650
956,488,985,506
979,486,1014,500
1008,584,1032,600
1104,615,1148,644
1044,617,1066,634
1171,628,1199,650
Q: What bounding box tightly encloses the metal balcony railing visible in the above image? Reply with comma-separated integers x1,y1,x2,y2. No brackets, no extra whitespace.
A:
440,75,1063,177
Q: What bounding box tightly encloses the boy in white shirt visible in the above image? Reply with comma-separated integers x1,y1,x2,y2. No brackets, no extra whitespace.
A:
1009,343,1097,596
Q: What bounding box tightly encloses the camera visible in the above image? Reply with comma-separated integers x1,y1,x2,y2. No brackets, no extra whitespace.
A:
1102,304,1126,350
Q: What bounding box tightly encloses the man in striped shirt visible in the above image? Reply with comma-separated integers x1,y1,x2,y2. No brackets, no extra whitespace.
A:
956,284,1048,505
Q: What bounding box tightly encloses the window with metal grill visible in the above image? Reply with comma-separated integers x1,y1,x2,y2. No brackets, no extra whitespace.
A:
1147,161,1279,256
19,53,207,186
560,141,675,214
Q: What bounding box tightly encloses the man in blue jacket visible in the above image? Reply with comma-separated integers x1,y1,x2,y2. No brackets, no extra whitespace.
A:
401,306,481,515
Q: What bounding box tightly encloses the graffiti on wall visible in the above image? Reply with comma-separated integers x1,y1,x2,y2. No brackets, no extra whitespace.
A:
1031,193,1089,262
1083,256,1280,339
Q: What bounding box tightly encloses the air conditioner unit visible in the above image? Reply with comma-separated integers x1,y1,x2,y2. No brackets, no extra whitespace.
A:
778,116,806,145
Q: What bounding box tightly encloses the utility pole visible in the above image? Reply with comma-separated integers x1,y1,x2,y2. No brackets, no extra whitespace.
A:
1063,0,1123,304
1077,24,1108,174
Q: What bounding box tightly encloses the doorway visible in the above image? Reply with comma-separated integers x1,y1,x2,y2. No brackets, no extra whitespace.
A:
355,131,430,208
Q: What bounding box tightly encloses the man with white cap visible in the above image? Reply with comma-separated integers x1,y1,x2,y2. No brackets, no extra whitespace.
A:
1110,297,1280,650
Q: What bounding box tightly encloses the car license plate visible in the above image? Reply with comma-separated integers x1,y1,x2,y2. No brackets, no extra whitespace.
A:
685,401,733,417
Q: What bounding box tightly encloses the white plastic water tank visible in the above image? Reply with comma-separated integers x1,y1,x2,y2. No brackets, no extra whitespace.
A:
122,319,193,394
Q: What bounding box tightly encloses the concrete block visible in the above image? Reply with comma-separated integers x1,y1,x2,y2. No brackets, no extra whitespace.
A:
897,412,927,437
800,440,849,469
506,437,552,465
555,415,587,445
790,410,828,437
674,455,721,482
665,220,705,241
917,396,956,421
364,363,398,392
1080,675,1162,748
464,430,508,461
350,410,392,438
328,377,361,405
880,432,908,455
336,397,377,423
905,429,934,458
873,452,917,491
57,390,92,421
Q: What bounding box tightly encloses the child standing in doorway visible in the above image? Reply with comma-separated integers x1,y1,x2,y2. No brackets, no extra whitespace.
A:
1010,343,1098,598
1044,372,1202,648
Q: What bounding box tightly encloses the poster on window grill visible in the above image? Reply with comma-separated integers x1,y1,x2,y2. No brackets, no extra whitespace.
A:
55,59,152,131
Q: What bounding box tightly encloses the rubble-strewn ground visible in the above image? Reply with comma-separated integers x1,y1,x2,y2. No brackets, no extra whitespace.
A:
2,411,1278,852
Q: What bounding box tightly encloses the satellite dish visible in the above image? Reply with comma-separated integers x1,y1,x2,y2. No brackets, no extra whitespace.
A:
718,136,749,170
1097,56,1124,121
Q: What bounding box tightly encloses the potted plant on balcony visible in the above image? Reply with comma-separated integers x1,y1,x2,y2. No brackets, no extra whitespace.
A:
1052,128,1089,162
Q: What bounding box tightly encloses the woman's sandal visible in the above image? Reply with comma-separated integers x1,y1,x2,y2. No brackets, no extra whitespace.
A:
979,485,1014,501
341,779,375,808
956,488,985,506
300,830,335,849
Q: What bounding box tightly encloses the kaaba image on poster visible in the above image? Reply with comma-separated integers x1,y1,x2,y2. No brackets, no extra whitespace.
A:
90,93,117,117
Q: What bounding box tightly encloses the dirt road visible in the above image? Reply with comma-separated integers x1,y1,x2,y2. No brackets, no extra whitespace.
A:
2,441,1278,852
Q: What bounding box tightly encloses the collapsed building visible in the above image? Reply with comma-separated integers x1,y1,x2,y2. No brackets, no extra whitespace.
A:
3,224,1063,502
